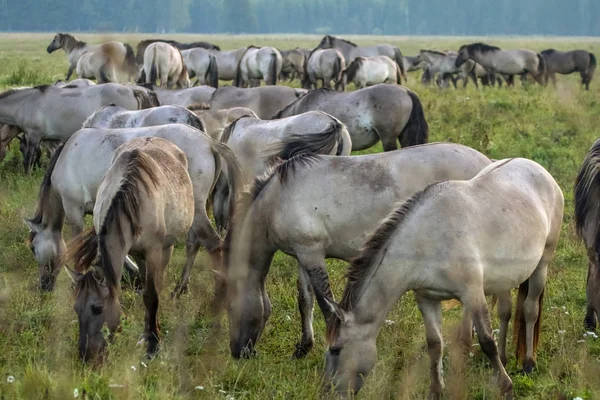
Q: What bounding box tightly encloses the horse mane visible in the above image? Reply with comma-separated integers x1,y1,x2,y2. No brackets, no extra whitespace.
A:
27,143,65,244
420,49,447,56
59,33,86,50
326,183,443,345
327,35,357,47
186,103,211,111
345,57,364,82
272,87,332,119
35,85,53,93
98,149,160,293
219,115,251,144
462,42,501,55
541,49,556,56
575,139,600,248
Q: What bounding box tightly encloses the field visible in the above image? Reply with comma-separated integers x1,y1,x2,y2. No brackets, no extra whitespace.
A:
1,33,600,399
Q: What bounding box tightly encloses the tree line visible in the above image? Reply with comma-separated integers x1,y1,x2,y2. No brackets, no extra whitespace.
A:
0,0,598,36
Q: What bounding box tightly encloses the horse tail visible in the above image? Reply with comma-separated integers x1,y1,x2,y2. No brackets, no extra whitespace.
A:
133,88,159,109
186,112,206,132
587,53,597,84
98,62,112,84
399,89,429,148
268,51,278,85
210,140,242,232
395,62,402,85
513,279,544,364
333,55,342,83
575,140,600,251
61,227,98,274
263,115,349,160
149,46,158,86
123,43,137,78
205,54,219,88
536,53,547,85
394,47,407,82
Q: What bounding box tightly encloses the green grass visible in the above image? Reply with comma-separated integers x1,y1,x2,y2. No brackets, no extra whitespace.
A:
1,33,600,399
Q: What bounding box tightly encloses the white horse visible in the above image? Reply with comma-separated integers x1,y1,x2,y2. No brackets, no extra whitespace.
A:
143,42,190,89
181,48,219,88
303,49,346,90
234,46,283,87
82,104,205,132
324,158,564,398
25,124,241,294
0,84,158,173
47,33,137,82
341,56,402,89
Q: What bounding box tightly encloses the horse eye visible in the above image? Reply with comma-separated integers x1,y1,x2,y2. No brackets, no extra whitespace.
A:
329,347,342,356
91,305,103,315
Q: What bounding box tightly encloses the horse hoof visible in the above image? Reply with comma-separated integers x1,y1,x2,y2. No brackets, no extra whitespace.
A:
171,285,188,298
584,317,597,332
522,359,536,374
292,342,313,359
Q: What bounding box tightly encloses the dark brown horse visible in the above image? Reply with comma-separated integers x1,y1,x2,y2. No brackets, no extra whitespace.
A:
541,49,596,90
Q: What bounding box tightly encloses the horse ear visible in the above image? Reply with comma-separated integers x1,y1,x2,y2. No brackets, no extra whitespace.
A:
64,266,83,283
23,218,41,233
324,299,346,323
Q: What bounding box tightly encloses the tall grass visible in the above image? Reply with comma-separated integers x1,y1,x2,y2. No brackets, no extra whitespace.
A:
0,34,599,399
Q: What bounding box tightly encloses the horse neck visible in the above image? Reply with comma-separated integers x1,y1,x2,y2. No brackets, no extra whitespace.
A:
62,35,86,55
334,41,354,61
40,183,66,231
0,90,31,125
99,218,129,297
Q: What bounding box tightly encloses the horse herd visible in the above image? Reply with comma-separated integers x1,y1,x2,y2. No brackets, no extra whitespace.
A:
1,34,599,399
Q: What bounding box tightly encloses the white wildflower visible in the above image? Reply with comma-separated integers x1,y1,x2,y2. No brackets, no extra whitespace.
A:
573,397,584,400
225,395,235,400
141,362,147,368
286,315,292,321
562,306,566,310
558,330,566,335
578,340,586,343
385,320,395,326
6,376,14,383
219,390,227,394
492,329,500,334
194,386,205,390
565,311,570,315
73,388,79,398
469,352,474,358
131,365,136,371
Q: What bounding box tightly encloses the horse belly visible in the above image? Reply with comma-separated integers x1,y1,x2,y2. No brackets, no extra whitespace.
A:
345,113,379,150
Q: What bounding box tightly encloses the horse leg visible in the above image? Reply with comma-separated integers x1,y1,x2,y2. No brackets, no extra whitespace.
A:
323,77,332,89
143,245,169,357
585,259,599,330
464,289,513,397
296,249,334,323
506,75,515,87
293,264,315,358
416,295,444,400
380,134,398,152
496,292,512,367
457,307,473,351
66,65,75,81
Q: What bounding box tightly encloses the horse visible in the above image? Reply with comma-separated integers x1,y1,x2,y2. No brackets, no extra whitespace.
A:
208,48,248,82
62,137,194,361
222,143,492,359
139,84,215,107
316,35,406,81
234,46,283,87
324,157,564,398
341,56,402,89
456,42,547,86
74,51,118,83
0,84,158,174
273,85,428,152
54,78,96,88
186,103,258,140
574,139,600,331
25,124,241,294
47,33,137,82
302,48,346,90
135,39,221,67
280,48,310,81
82,104,205,132
212,111,352,231
541,49,596,90
180,48,219,88
142,42,190,89
209,85,305,120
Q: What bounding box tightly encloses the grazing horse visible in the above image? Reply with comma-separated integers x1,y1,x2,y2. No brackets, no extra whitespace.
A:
541,49,596,90
209,85,305,120
63,137,194,361
341,56,402,89
47,33,137,82
324,158,563,398
273,85,428,151
25,124,240,293
317,35,406,81
222,143,491,358
234,46,283,87
456,42,546,86
574,139,600,330
303,48,346,90
186,103,258,140
0,84,158,174
181,48,219,88
212,111,352,230
280,48,310,81
82,104,205,132
135,39,220,67
142,42,190,89
140,84,215,107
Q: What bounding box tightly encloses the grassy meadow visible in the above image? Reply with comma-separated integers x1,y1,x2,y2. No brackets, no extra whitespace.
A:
1,33,600,399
